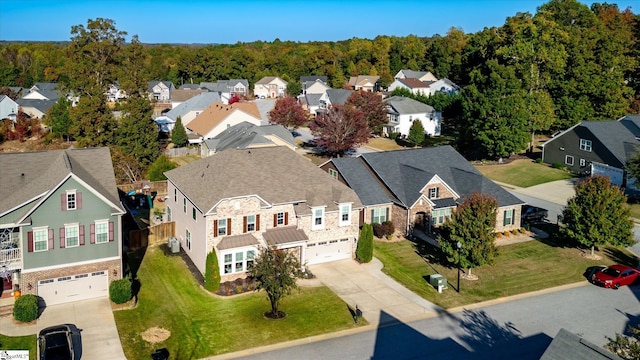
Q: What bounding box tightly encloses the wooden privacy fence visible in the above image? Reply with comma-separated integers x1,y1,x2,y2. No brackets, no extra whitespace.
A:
129,222,175,250
165,147,199,157
118,181,167,195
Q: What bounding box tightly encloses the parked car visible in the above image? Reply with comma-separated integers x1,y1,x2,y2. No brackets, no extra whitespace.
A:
37,324,78,360
521,205,548,223
591,264,640,289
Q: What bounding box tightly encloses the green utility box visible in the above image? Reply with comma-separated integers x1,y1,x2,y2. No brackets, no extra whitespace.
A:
430,274,447,293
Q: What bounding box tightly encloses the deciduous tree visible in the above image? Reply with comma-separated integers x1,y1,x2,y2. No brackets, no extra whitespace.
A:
346,91,387,135
606,324,640,360
268,96,307,131
561,175,634,257
438,193,499,278
45,97,72,142
309,104,369,157
147,154,177,181
248,246,302,319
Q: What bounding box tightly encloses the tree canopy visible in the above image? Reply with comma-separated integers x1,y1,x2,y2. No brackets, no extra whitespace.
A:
561,175,634,257
309,104,370,156
268,96,307,131
345,91,387,135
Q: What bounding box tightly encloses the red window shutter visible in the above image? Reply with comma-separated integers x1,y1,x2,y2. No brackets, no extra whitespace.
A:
90,224,96,244
77,192,82,209
243,216,247,233
256,214,260,231
213,220,218,237
79,225,85,245
227,219,231,235
59,228,65,248
27,231,34,252
273,214,277,227
61,193,67,210
48,229,54,250
108,222,114,242
285,212,288,225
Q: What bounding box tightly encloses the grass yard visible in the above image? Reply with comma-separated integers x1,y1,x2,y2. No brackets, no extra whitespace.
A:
114,246,362,359
170,154,201,166
366,137,405,151
373,234,638,309
0,334,36,359
475,159,573,188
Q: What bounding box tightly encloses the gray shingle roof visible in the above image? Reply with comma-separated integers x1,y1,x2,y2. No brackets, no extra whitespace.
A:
326,89,352,106
304,93,323,107
540,328,622,360
619,115,640,137
15,98,57,115
580,120,640,165
398,70,430,79
164,92,221,121
165,147,362,214
332,146,523,208
385,96,434,114
300,76,327,84
255,99,276,124
0,147,124,217
202,122,295,153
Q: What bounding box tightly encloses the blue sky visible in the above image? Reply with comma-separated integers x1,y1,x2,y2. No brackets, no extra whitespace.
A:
0,0,636,44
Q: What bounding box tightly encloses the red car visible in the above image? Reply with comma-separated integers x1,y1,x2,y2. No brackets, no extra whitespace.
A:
591,264,640,289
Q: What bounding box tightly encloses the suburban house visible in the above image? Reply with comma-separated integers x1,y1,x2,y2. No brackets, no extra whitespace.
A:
186,101,262,140
384,96,442,137
347,75,380,92
541,116,640,187
154,92,221,132
320,146,524,237
164,146,363,282
302,79,331,95
0,95,19,122
388,78,433,96
148,81,175,102
394,69,438,82
200,121,296,157
170,89,207,108
0,148,126,305
106,83,127,102
21,82,62,101
300,75,327,85
254,76,288,98
302,93,326,115
15,98,56,119
428,78,461,95
200,79,250,102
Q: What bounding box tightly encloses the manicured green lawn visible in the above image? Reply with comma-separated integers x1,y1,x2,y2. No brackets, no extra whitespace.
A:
475,159,573,187
114,246,362,359
373,233,638,309
0,334,36,359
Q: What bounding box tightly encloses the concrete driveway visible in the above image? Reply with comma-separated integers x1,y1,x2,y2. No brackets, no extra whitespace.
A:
310,258,442,326
0,297,126,360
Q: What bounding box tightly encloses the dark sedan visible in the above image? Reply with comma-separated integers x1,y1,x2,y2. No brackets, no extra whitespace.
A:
591,264,640,289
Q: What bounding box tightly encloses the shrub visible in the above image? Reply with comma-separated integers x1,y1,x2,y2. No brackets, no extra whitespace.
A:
535,158,543,164
552,162,564,169
204,251,221,292
13,294,39,322
519,227,527,233
390,132,400,140
109,276,132,304
356,224,374,263
373,221,395,238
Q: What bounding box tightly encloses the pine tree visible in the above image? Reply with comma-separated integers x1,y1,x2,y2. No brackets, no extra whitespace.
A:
171,116,188,147
356,223,374,263
407,120,425,146
204,251,221,292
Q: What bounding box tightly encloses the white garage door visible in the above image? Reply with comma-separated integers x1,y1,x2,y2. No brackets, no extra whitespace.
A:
591,162,624,186
306,238,352,265
38,271,109,306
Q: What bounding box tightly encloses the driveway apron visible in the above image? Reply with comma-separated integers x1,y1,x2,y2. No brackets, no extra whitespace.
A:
310,258,442,326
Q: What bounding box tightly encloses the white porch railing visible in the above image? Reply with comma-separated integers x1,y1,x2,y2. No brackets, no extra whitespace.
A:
0,248,21,270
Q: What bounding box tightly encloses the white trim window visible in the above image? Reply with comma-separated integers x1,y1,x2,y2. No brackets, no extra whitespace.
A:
312,207,325,230
339,204,351,226
33,227,48,252
183,198,187,213
276,212,285,226
222,248,256,274
246,215,256,232
503,209,515,226
217,219,227,236
565,155,574,166
328,169,338,179
372,208,387,224
432,208,452,225
66,190,77,210
192,207,197,221
65,224,79,247
95,221,109,244
580,158,586,167
579,139,592,152
428,187,439,199
185,229,191,250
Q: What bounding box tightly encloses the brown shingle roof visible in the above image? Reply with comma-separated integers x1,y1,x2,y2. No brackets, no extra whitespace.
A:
398,78,430,89
187,101,262,136
217,234,260,250
263,226,308,246
171,89,207,102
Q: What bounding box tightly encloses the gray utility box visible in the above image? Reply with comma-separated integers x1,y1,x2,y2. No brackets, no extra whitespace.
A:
430,274,447,293
168,237,180,253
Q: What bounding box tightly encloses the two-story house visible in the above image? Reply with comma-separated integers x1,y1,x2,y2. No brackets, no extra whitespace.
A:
148,81,175,102
320,146,524,237
384,96,441,137
0,148,125,305
254,76,288,98
186,101,263,141
347,76,380,92
164,147,363,283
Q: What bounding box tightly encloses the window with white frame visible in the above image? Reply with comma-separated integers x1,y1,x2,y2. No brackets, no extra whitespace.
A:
579,139,592,152
222,249,256,274
339,204,351,226
167,206,172,221
580,158,586,167
185,229,191,250
192,207,196,221
312,207,324,230
218,219,227,236
432,208,452,225
428,187,439,199
95,221,108,244
328,169,338,179
183,198,187,213
246,215,256,232
33,227,48,252
565,155,574,166
276,212,285,226
66,190,77,210
372,208,387,224
503,209,515,226
65,224,79,247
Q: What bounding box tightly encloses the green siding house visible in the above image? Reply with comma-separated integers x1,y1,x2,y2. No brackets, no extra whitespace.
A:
0,147,125,306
